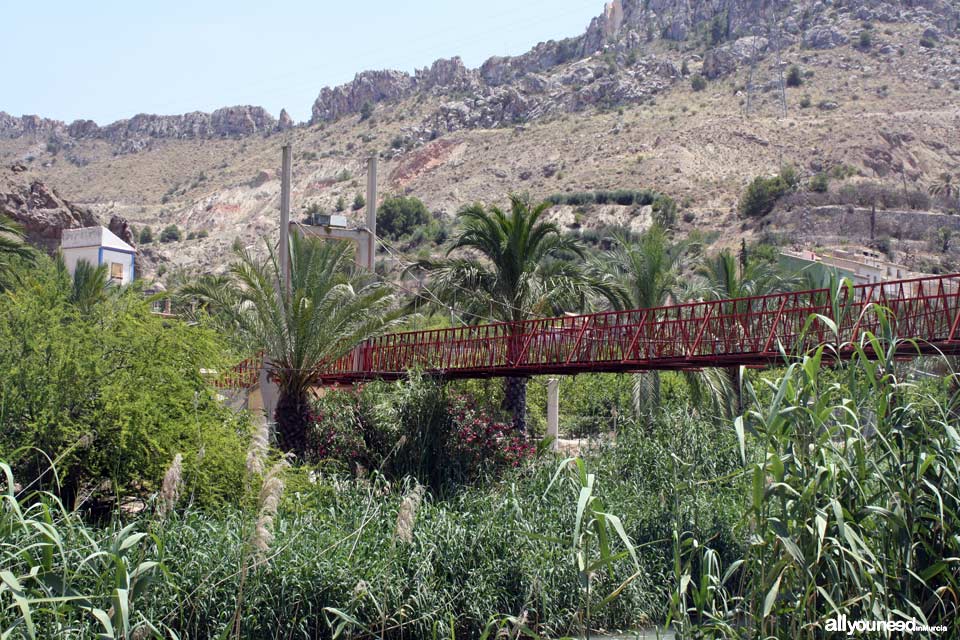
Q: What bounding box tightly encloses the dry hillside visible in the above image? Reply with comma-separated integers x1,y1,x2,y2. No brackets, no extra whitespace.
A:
1,0,958,277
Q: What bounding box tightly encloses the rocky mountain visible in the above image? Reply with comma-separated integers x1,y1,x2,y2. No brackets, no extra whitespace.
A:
0,105,289,156
5,1,956,157
0,0,958,277
0,163,134,252
308,0,958,143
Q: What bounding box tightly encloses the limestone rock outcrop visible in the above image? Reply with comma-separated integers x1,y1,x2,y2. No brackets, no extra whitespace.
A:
0,163,100,252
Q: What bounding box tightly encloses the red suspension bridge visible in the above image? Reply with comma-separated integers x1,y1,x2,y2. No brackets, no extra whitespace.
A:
217,273,960,389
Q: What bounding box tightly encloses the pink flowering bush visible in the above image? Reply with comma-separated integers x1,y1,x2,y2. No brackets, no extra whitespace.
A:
447,394,536,478
305,379,535,488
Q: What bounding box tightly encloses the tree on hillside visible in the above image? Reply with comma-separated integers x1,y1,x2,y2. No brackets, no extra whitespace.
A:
181,235,402,457
929,172,959,211
378,195,430,240
139,226,154,244
160,224,182,243
410,195,621,431
0,214,33,290
352,193,366,211
739,171,795,218
359,101,374,122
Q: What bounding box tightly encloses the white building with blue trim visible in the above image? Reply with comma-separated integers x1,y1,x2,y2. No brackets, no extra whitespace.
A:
61,226,136,285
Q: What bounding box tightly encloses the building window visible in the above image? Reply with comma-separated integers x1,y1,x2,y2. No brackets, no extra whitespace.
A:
110,262,124,281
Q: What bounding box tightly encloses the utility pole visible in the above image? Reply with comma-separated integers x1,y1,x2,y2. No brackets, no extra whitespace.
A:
364,156,378,272
279,143,292,293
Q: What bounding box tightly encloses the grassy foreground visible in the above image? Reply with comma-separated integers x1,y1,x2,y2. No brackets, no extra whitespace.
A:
2,319,960,638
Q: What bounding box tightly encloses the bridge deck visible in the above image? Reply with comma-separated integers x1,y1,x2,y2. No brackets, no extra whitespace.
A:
308,273,960,384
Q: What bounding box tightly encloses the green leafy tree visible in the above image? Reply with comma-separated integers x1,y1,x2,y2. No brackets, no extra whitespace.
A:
411,195,621,431
183,235,402,457
378,195,430,240
0,256,245,507
335,195,346,212
691,74,707,92
739,172,794,217
139,226,154,244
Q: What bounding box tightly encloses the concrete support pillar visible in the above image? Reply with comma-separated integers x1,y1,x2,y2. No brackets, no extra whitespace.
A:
547,378,560,450
259,359,279,436
364,156,378,271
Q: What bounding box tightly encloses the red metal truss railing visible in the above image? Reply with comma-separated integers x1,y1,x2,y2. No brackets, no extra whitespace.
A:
315,273,960,384
213,351,263,389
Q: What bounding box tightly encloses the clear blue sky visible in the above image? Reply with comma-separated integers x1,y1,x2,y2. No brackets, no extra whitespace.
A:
1,0,600,125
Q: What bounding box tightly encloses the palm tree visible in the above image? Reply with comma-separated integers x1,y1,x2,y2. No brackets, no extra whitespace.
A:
412,194,620,431
601,225,686,420
183,234,402,457
929,172,959,212
0,214,33,289
67,260,110,313
693,249,791,416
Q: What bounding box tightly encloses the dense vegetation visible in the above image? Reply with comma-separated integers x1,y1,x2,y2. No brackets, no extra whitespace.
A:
1,194,958,639
0,255,246,511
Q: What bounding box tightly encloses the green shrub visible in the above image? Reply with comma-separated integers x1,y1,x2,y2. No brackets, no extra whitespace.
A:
920,36,936,48
352,192,366,211
859,29,872,49
739,173,792,217
652,194,678,228
0,466,174,637
799,94,812,108
809,172,830,193
306,376,533,489
669,310,960,637
786,65,803,87
359,101,374,121
139,226,154,244
377,195,430,240
691,74,707,92
160,224,181,243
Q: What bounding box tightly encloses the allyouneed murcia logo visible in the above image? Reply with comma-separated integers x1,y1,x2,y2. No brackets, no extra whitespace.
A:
824,614,948,635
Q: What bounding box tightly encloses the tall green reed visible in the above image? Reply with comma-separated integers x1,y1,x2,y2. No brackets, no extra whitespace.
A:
668,287,960,638
0,461,170,639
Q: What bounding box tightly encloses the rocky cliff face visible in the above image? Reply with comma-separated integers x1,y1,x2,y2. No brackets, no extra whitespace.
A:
307,0,958,141
2,0,957,157
0,163,134,252
310,58,481,122
0,105,290,156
